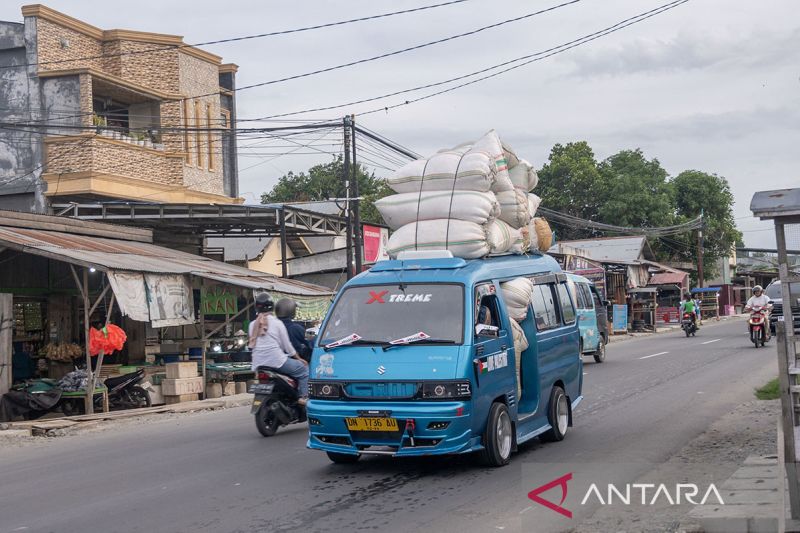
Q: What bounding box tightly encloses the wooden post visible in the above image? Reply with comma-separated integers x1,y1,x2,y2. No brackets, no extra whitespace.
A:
0,294,12,397
82,268,95,415
200,278,206,400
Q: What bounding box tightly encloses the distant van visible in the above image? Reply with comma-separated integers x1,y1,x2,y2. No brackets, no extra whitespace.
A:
567,273,609,363
306,252,583,466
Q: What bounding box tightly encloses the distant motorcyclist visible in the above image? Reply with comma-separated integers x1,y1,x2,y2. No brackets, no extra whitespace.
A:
275,298,313,363
745,285,772,339
680,292,698,327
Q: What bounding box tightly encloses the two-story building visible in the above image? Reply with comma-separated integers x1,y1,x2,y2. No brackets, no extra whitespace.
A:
0,4,240,212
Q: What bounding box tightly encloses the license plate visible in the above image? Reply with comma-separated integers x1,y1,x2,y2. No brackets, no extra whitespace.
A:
345,417,398,432
140,381,152,389
248,383,274,394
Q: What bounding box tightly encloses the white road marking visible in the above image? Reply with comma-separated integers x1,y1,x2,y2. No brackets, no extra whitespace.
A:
639,351,668,360
519,506,532,515
701,339,721,345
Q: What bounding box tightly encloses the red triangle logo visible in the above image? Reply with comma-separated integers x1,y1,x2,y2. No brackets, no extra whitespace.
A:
527,472,573,519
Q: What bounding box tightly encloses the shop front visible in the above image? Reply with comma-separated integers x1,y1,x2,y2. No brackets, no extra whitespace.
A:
0,210,333,420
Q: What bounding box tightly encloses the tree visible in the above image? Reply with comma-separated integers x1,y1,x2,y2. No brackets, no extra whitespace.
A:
667,170,742,279
536,142,609,240
261,156,391,225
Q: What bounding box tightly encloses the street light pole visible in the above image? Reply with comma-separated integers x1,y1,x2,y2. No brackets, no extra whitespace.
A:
343,116,353,280
696,210,705,288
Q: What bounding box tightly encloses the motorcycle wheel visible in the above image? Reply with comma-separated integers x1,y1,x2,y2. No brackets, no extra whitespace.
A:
685,327,690,337
255,402,280,437
129,386,152,409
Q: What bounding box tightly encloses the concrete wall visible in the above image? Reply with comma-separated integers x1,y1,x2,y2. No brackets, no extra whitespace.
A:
246,239,295,276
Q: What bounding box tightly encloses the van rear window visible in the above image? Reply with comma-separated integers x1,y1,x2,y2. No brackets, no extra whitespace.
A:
320,284,464,345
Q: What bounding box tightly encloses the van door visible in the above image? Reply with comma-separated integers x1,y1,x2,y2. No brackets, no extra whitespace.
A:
590,285,609,343
576,283,601,353
473,284,515,418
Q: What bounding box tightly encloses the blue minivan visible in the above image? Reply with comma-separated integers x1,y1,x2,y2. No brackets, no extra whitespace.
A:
306,251,583,466
567,273,609,364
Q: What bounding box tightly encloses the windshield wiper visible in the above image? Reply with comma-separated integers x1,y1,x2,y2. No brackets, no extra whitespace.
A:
382,338,457,351
323,335,391,350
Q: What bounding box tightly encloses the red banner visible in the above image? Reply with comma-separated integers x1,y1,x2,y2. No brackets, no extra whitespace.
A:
362,225,388,263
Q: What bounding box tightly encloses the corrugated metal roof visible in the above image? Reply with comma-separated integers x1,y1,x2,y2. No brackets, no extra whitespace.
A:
648,272,687,286
0,226,333,297
548,236,650,263
205,237,272,262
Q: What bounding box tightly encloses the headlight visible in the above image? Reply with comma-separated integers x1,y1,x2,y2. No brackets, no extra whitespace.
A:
309,381,342,399
421,381,471,399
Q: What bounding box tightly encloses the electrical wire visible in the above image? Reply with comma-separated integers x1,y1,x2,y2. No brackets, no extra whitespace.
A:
0,0,470,71
247,0,689,121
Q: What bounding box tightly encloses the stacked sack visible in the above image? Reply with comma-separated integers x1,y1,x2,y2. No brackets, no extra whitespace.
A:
500,277,533,395
378,130,552,259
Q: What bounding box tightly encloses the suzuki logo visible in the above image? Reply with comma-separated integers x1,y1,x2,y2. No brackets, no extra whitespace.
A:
377,365,386,375
528,473,572,519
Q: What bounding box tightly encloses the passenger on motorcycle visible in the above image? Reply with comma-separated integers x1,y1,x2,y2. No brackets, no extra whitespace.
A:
680,292,698,327
249,293,310,406
275,298,313,363
745,285,772,339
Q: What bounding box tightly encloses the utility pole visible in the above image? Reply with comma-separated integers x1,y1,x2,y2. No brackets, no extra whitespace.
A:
343,116,353,279
696,210,705,288
350,115,363,274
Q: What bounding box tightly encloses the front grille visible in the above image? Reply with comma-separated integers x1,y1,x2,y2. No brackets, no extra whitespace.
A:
317,435,351,446
344,382,419,399
349,429,404,441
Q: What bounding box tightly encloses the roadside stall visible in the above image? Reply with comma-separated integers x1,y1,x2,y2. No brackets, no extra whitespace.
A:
691,287,721,321
0,210,333,420
628,287,659,332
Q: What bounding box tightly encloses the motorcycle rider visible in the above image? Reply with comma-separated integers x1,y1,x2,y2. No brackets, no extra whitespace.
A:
680,292,698,328
249,293,309,406
745,285,772,339
275,298,312,363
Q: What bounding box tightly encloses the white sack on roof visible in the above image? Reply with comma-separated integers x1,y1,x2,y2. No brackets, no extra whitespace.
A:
145,274,195,328
107,271,150,321
387,218,521,259
528,193,541,218
388,131,514,194
375,191,500,230
502,139,521,170
486,219,524,254
509,159,539,191
495,189,532,229
501,277,534,321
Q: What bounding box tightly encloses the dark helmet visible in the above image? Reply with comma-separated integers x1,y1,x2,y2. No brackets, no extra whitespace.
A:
254,293,274,313
275,298,297,319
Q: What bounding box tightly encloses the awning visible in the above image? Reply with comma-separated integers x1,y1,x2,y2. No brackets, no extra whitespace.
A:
0,225,334,321
648,272,687,286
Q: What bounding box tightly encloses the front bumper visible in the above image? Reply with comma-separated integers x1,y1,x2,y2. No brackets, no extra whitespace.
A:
306,400,478,457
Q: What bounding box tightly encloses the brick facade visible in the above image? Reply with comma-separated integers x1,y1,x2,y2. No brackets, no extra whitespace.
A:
23,5,235,202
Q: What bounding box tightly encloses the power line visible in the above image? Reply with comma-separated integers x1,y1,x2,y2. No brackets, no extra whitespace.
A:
247,0,689,121
0,0,470,71
228,0,583,92
538,206,703,237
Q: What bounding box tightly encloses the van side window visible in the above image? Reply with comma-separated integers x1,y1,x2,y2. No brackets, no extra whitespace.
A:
475,287,501,333
557,283,577,324
590,286,604,308
573,284,587,309
579,284,594,310
531,284,559,331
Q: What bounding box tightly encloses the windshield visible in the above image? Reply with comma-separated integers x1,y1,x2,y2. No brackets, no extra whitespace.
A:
765,283,782,299
319,284,464,345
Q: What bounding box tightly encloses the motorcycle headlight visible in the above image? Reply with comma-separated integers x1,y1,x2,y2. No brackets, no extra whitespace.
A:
421,381,471,400
309,381,342,399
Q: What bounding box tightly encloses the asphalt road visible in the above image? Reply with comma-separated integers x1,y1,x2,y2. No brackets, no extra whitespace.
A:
0,319,778,533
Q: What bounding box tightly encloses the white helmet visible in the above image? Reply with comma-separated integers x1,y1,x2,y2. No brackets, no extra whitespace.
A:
753,285,763,294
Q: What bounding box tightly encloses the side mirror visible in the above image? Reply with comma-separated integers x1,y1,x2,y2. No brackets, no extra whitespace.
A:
475,324,500,337
602,300,610,307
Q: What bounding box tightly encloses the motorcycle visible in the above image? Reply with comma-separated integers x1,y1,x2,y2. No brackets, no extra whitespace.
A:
61,368,151,415
250,366,306,437
681,312,697,337
748,305,770,348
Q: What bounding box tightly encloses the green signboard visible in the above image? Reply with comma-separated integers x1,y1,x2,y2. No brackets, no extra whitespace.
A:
202,287,238,315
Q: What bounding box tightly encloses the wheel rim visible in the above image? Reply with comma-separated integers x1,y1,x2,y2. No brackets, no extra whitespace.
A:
496,410,512,459
556,394,569,435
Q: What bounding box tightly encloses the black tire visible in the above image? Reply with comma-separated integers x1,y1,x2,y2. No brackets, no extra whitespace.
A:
129,386,151,408
691,331,695,337
593,339,606,363
326,451,360,464
479,402,513,467
255,402,280,437
541,386,569,443
685,327,691,337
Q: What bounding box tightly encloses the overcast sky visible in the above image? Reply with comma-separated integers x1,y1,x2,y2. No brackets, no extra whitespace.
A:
2,0,798,247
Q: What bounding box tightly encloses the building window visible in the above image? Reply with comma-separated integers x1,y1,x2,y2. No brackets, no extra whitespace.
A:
194,99,204,168
207,103,214,170
182,99,191,164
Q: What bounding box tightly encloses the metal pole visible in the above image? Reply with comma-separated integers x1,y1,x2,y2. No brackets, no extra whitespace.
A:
200,278,207,400
696,211,705,288
343,116,353,279
82,268,95,415
279,207,288,278
351,114,363,274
